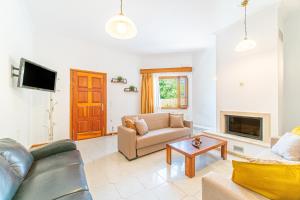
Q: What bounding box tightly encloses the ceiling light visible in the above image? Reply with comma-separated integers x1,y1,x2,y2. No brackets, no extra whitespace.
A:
105,0,137,40
235,0,256,52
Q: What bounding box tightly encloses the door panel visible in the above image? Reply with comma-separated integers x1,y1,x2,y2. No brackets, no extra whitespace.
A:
71,69,107,140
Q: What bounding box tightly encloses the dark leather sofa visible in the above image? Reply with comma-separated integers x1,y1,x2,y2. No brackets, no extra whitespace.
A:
0,138,93,200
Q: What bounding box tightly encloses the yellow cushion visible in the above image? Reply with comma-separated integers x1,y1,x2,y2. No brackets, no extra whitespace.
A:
232,160,300,200
292,126,300,136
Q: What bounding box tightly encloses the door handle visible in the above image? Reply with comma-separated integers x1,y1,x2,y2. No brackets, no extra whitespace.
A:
101,103,104,111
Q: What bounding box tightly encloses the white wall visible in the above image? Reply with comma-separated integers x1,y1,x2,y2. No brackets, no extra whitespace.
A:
30,32,141,144
216,5,280,137
0,0,34,146
192,44,217,130
282,9,300,132
140,53,193,120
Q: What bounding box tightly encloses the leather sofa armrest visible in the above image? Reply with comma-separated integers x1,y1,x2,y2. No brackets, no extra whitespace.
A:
118,126,137,160
202,172,268,200
184,120,193,129
30,139,77,161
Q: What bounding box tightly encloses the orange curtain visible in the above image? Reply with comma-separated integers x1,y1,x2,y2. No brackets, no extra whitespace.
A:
141,73,154,114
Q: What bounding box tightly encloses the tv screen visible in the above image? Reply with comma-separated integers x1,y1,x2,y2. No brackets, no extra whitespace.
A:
18,58,57,92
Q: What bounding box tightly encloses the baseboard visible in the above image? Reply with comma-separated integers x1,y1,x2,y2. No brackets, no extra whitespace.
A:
105,132,118,136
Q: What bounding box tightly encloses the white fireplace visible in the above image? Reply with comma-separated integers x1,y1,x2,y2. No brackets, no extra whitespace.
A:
220,111,271,144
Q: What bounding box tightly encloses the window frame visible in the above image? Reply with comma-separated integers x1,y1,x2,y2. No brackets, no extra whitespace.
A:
158,75,188,110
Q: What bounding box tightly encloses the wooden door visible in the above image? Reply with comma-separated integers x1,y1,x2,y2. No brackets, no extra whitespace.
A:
70,69,107,140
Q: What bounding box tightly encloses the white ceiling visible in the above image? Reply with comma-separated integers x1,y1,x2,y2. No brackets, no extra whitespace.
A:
26,0,278,54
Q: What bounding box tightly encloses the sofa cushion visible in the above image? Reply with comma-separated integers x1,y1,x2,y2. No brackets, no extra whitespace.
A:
0,156,22,200
271,132,300,161
13,164,89,200
256,149,300,164
170,114,184,128
232,160,300,200
137,127,191,149
0,138,33,178
139,113,170,131
124,117,138,131
135,119,149,136
56,191,93,200
26,150,83,178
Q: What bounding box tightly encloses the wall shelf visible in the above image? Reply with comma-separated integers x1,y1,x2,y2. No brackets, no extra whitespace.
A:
124,87,138,93
111,77,127,84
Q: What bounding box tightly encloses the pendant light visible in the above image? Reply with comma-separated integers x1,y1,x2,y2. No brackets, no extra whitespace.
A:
235,0,256,52
105,0,137,40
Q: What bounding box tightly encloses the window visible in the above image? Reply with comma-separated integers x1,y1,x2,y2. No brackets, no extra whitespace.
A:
159,76,188,109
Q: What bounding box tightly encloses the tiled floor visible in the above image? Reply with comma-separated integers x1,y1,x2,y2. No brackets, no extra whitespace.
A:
77,135,243,200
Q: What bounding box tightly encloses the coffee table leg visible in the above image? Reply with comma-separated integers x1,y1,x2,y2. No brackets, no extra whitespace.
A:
221,143,227,160
166,145,171,165
185,156,195,178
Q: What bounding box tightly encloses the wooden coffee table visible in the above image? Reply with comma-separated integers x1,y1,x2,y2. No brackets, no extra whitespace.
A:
166,134,227,178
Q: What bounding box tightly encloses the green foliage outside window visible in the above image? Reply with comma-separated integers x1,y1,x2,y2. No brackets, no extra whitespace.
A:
159,79,177,99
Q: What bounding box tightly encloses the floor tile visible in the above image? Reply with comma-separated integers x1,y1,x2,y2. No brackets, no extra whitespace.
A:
90,183,121,200
114,177,145,198
151,183,186,200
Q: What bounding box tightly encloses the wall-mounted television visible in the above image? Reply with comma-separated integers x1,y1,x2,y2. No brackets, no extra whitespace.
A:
18,58,57,92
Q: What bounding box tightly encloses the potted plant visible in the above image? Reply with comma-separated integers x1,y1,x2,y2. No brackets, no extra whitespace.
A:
117,76,123,82
129,85,136,92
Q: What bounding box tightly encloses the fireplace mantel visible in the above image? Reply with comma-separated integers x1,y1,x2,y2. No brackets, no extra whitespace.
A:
220,111,271,144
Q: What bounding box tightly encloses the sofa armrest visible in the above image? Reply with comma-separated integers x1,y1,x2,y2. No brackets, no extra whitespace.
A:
30,139,77,161
184,120,193,129
202,172,268,200
118,126,137,160
271,137,280,147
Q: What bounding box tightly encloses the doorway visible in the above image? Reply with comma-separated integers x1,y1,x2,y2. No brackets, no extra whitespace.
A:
70,69,107,140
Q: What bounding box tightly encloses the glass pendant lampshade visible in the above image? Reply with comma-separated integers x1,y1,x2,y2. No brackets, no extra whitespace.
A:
105,0,137,40
235,0,256,52
235,38,256,52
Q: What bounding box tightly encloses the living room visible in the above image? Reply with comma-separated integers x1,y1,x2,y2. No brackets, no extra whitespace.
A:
1,0,300,200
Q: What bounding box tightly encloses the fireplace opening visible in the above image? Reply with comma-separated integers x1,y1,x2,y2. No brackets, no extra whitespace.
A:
225,115,263,141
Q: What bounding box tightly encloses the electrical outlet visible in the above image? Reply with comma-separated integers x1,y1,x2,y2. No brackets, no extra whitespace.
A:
233,145,244,153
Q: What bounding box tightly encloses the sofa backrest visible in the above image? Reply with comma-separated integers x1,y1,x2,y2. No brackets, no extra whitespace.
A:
0,138,33,178
122,113,170,131
0,156,23,200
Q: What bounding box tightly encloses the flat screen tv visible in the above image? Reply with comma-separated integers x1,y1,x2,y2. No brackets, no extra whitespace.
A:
18,58,57,92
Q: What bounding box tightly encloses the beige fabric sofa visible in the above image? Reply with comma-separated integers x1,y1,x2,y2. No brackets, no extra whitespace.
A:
118,113,193,160
202,138,300,200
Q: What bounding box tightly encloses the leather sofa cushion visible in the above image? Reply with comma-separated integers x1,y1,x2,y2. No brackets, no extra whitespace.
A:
0,156,22,200
13,165,89,200
0,138,33,178
26,150,83,178
56,191,93,200
137,127,191,149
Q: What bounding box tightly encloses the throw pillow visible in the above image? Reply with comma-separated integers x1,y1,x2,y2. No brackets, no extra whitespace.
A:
170,114,184,128
232,160,300,200
124,118,137,130
291,126,300,136
135,119,149,136
271,132,300,161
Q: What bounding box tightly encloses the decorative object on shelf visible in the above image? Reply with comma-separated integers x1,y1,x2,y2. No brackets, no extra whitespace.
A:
124,85,138,92
111,76,127,84
192,136,202,148
105,0,137,40
235,0,256,52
